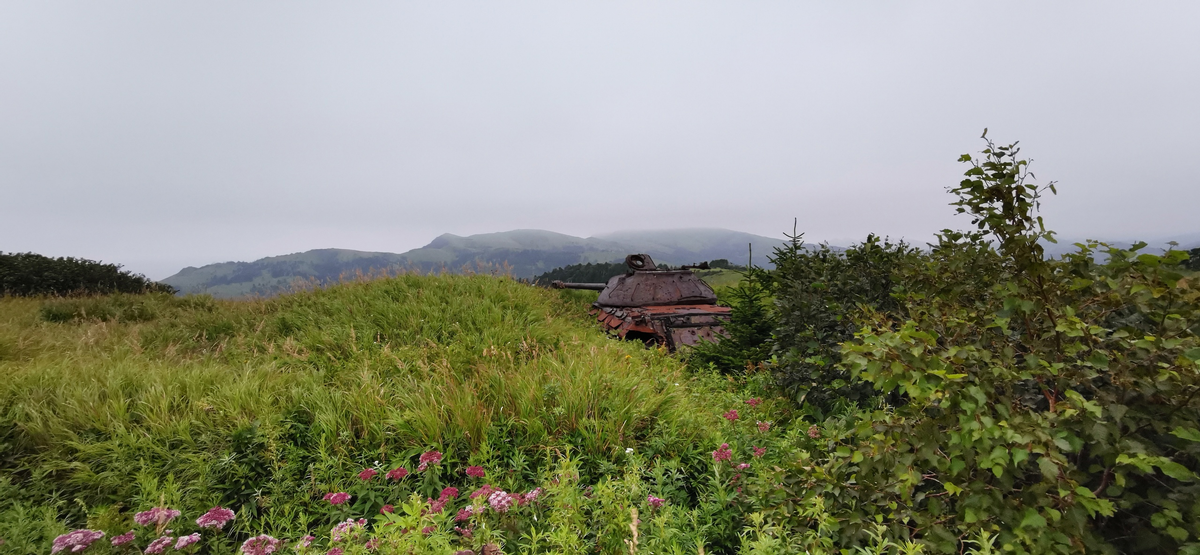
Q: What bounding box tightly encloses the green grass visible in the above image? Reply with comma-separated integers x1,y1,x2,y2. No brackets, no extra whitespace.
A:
0,274,726,548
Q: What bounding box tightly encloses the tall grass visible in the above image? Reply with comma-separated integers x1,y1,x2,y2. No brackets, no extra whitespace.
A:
0,274,719,546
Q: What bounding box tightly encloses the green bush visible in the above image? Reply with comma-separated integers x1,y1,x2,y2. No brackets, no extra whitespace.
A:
0,252,174,297
823,136,1200,553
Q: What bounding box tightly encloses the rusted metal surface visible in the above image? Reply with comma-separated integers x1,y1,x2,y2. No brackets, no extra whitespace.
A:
551,254,731,351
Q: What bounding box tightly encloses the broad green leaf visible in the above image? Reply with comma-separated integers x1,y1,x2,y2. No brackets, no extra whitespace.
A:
1171,428,1200,443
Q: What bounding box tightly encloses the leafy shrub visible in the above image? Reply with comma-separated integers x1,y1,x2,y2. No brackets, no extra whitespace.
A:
0,252,174,297
824,135,1200,553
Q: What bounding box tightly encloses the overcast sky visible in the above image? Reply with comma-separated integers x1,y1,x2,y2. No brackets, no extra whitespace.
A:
2,2,1198,279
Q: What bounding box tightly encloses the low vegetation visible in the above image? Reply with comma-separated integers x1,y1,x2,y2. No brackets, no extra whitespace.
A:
5,134,1200,554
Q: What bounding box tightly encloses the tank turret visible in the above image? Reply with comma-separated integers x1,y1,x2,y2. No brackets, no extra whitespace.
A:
552,254,731,350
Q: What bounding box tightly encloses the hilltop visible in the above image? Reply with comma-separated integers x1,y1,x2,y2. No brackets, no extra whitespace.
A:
161,228,794,297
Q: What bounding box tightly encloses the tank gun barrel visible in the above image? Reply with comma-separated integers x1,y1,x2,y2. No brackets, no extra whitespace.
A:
550,280,607,291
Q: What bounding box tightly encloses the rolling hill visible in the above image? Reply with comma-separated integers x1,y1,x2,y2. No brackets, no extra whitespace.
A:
161,228,795,297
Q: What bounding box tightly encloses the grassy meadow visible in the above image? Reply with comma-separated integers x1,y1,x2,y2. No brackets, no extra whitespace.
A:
1,275,767,554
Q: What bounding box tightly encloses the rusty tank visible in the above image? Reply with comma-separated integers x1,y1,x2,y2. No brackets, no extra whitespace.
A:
551,254,731,350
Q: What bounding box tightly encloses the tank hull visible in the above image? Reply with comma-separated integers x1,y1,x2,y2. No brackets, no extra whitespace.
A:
590,303,731,351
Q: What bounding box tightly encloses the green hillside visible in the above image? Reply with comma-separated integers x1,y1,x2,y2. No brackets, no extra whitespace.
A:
0,275,742,553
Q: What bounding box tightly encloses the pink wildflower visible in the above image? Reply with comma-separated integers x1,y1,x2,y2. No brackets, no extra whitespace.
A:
454,526,473,538
330,519,366,542
174,534,201,550
421,526,436,535
111,531,135,547
752,446,767,458
240,535,282,555
326,549,344,555
647,495,666,509
358,468,378,481
440,486,459,500
51,529,105,554
470,484,499,499
455,507,474,522
134,507,181,527
428,497,448,514
196,506,236,529
295,535,315,549
487,490,515,512
365,538,379,551
522,487,544,505
322,492,351,505
417,450,443,471
757,421,771,433
712,443,733,463
745,397,762,407
386,467,408,480
808,425,821,439
464,465,486,478
736,463,751,470
144,536,173,554
722,409,739,421
379,504,394,514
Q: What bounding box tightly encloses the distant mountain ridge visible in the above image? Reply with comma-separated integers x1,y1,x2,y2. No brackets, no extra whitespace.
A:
161,228,794,298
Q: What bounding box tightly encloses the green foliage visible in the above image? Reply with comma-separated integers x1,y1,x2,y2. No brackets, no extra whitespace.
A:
533,261,628,284
0,251,175,297
38,293,215,323
766,233,915,414
827,134,1200,553
689,273,776,374
1184,248,1200,272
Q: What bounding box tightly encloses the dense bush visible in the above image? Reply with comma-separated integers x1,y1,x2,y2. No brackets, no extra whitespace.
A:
0,252,174,297
709,134,1200,553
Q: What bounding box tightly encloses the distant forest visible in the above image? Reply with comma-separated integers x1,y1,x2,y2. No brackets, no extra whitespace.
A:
533,258,744,284
0,252,175,296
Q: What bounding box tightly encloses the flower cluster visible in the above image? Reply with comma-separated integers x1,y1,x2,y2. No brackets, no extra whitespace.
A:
295,535,315,549
174,533,201,550
240,535,282,555
469,484,499,500
110,531,135,547
757,420,771,433
323,492,351,505
455,506,474,522
134,507,181,527
647,495,666,509
330,519,367,543
428,486,459,513
722,409,739,421
808,425,821,439
487,490,515,512
712,443,733,463
417,450,443,471
379,504,394,514
51,529,104,554
745,397,762,407
464,465,486,478
752,446,767,458
520,487,544,505
196,506,235,529
357,468,378,481
144,536,173,554
386,467,408,480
